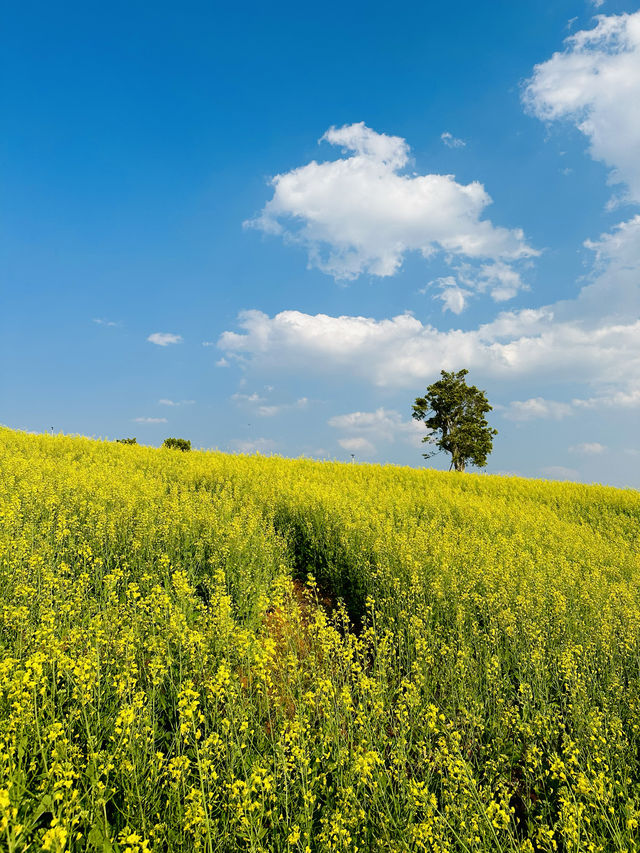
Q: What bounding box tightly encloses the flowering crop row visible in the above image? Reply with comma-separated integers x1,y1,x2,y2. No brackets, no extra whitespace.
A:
1,427,639,852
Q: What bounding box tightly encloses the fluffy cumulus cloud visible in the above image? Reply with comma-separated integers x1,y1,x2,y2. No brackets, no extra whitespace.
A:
337,436,376,455
219,14,640,455
147,332,183,346
328,407,424,454
524,10,640,203
427,262,528,312
218,305,640,394
222,14,640,421
426,277,473,315
246,122,535,298
506,383,640,421
573,386,640,410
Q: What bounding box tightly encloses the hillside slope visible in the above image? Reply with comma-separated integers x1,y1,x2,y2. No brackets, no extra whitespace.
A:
1,428,639,852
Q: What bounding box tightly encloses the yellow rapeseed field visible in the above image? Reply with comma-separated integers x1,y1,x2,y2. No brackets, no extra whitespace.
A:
1,426,639,852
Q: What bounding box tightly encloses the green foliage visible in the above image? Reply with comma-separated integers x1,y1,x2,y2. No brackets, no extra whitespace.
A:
162,437,191,452
116,437,137,445
412,368,497,471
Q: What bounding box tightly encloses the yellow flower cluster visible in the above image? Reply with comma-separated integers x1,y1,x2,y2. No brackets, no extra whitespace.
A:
1,426,639,851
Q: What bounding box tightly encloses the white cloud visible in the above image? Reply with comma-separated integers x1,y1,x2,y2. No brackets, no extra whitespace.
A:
216,357,230,367
578,215,640,319
230,437,276,454
246,122,535,290
542,466,580,481
441,131,466,149
148,332,183,347
257,397,308,417
93,318,119,327
424,262,528,312
158,399,195,407
506,397,573,421
329,408,424,455
133,417,168,424
337,436,376,455
524,11,640,203
422,262,527,313
430,277,472,314
468,262,527,302
569,441,607,454
218,306,640,394
222,39,640,420
505,381,640,421
572,385,640,409
439,286,469,315
232,392,265,404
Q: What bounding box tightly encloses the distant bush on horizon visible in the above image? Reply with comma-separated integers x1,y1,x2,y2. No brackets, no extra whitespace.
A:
162,436,191,451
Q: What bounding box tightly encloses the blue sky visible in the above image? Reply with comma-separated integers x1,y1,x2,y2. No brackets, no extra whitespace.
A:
3,0,640,487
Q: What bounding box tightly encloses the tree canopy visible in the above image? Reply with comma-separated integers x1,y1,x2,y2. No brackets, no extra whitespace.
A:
162,437,191,452
412,369,497,472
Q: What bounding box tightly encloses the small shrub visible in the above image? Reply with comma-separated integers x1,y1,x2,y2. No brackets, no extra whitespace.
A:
162,437,191,452
116,437,137,445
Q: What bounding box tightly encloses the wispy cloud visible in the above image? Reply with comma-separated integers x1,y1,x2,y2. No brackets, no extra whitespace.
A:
542,466,579,481
147,332,183,346
257,397,308,417
569,442,607,455
230,437,276,454
441,131,466,149
133,417,168,424
158,399,195,407
506,398,573,421
232,388,309,417
232,392,265,404
93,318,119,327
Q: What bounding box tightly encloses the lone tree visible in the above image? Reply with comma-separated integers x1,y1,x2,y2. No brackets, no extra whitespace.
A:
412,369,497,472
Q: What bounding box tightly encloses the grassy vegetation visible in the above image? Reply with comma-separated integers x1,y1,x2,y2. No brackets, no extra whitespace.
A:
1,427,640,852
